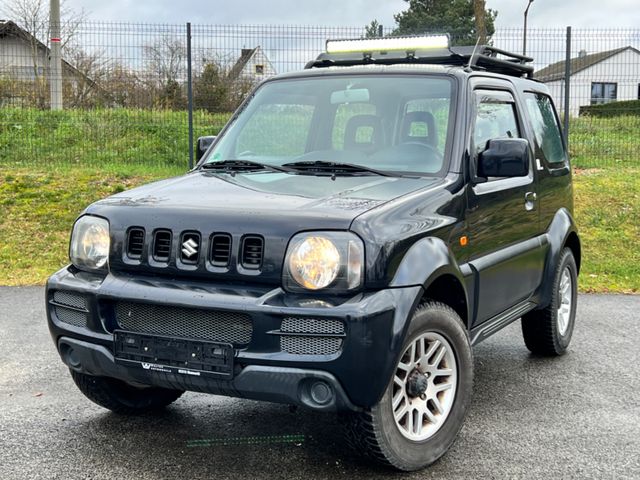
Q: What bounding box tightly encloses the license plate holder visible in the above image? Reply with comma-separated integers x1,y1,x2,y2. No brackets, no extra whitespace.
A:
114,330,234,379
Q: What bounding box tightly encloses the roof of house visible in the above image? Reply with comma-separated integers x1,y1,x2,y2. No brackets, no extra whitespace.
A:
0,19,53,50
0,19,92,82
228,47,259,80
535,46,640,82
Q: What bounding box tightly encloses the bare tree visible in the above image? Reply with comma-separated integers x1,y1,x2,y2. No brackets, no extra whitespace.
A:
101,63,151,109
144,35,187,109
63,46,108,108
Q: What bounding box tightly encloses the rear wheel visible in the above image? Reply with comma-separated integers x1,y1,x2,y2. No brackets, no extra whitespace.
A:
70,370,184,415
342,302,473,471
521,247,578,356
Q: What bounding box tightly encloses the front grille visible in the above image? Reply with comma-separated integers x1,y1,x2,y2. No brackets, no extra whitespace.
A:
153,230,172,261
280,336,343,355
115,301,252,345
241,236,263,269
127,228,145,258
210,234,232,267
123,227,267,274
281,317,344,335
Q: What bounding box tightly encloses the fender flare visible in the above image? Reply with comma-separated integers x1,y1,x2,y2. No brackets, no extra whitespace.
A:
538,208,581,308
389,236,471,324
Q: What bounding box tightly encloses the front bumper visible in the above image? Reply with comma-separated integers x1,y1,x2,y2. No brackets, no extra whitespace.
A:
46,266,422,411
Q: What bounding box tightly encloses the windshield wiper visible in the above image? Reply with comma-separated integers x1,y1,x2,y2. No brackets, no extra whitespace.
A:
201,160,295,175
282,160,401,177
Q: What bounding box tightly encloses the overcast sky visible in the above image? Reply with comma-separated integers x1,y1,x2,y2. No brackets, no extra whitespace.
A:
63,0,640,29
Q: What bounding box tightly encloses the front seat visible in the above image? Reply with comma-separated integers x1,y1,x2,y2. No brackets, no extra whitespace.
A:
344,114,384,153
400,111,437,148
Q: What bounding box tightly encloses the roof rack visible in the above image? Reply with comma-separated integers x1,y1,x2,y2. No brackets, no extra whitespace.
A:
305,40,534,79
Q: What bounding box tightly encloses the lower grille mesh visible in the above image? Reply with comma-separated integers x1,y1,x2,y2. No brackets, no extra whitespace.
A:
281,317,344,335
52,291,88,328
280,336,343,355
53,291,86,310
279,317,344,355
115,301,252,345
54,306,87,328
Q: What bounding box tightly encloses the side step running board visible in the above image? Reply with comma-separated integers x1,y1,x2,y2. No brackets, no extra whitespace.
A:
470,301,536,346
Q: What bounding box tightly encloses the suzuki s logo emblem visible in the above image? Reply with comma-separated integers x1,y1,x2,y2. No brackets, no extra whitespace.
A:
182,238,199,258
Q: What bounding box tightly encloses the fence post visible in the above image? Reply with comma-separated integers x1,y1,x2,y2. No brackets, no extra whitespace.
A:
49,0,63,110
563,26,571,147
187,22,194,169
378,24,383,37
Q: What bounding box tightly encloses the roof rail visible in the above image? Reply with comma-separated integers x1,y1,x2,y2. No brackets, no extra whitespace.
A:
305,42,534,79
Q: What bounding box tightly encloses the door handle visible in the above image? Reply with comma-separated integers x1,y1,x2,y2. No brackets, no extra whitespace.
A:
525,191,537,211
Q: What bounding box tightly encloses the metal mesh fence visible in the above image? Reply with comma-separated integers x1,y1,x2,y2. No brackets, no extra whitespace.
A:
0,22,638,169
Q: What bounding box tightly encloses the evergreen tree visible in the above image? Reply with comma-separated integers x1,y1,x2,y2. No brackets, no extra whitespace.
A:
364,20,383,38
392,0,497,45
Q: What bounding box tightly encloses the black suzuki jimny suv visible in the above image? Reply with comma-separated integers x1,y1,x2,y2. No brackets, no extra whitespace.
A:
46,36,580,471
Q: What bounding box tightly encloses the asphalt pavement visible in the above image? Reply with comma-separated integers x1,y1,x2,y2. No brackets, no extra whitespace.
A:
1,287,638,480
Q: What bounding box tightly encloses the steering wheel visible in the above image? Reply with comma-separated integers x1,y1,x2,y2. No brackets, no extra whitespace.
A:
237,150,257,158
399,142,444,161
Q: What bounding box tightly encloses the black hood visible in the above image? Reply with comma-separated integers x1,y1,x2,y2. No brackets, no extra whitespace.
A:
86,171,438,284
89,171,435,225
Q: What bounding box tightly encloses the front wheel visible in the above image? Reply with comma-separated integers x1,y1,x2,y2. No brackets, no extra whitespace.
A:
342,302,473,471
521,247,578,356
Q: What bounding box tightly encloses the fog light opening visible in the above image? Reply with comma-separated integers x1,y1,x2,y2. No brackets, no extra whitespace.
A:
309,380,333,406
60,343,82,370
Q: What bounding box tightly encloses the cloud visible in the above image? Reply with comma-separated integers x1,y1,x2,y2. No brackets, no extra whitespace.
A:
490,0,638,28
64,0,639,29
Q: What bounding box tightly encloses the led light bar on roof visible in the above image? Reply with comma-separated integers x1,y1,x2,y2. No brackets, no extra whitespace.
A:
326,35,449,54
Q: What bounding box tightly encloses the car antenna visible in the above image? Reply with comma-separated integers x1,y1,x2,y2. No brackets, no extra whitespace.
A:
464,36,482,73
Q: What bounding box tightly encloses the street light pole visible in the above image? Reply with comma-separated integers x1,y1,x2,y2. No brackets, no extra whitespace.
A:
523,0,534,56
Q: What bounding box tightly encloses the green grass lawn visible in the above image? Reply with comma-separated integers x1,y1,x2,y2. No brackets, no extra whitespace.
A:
0,165,182,285
573,167,639,293
0,108,229,168
570,115,640,169
0,164,637,292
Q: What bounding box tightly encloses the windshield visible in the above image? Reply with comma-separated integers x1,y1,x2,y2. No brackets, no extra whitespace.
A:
202,75,455,175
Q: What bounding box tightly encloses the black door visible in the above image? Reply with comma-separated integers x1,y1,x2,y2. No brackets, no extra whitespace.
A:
466,88,544,325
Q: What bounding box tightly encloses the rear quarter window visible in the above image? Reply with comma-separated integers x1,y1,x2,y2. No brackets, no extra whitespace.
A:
524,93,566,165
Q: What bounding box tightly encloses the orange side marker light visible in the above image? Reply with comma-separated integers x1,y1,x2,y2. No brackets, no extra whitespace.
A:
459,236,468,247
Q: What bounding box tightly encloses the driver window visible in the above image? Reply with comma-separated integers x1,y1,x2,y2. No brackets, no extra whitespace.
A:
473,92,521,157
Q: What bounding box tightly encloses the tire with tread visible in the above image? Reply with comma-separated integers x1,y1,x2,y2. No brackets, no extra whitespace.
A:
521,247,578,356
70,370,184,415
341,301,473,471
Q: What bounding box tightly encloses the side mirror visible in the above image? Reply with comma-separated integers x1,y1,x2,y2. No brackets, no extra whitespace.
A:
196,136,216,162
477,138,529,179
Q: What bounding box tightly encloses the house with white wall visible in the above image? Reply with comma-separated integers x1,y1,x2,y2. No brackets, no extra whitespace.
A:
228,46,276,83
535,46,640,116
0,19,97,106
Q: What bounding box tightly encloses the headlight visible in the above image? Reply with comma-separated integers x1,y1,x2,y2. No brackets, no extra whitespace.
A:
69,215,110,270
284,232,364,292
